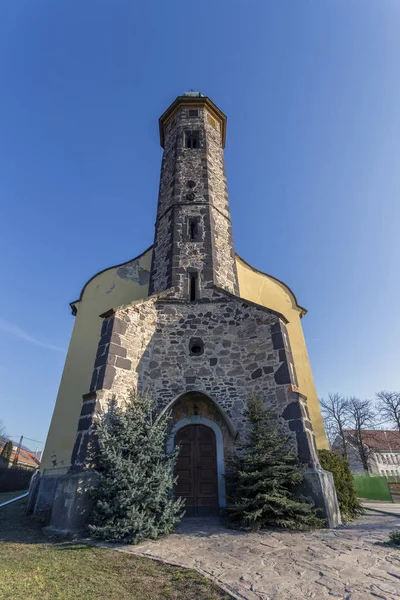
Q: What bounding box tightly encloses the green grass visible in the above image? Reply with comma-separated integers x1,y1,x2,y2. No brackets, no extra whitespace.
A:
0,490,28,504
0,498,232,600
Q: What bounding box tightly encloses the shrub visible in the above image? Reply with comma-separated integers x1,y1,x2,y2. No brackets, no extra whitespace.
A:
319,449,362,521
89,392,185,544
223,395,324,531
389,530,400,545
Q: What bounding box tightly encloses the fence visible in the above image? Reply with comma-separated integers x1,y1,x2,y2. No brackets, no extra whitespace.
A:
388,482,400,503
0,464,34,493
353,474,393,502
386,475,400,483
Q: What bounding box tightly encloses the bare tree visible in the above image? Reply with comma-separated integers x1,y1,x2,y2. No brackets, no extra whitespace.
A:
0,419,7,439
376,391,400,431
347,397,377,472
320,393,350,456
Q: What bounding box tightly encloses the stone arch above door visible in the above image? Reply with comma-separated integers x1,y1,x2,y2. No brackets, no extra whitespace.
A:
161,390,237,436
165,391,237,476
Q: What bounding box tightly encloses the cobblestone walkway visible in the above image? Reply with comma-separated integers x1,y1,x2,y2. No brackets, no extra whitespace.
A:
122,513,400,600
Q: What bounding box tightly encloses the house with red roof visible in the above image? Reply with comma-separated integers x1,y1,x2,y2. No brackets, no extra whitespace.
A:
0,437,41,470
337,430,400,476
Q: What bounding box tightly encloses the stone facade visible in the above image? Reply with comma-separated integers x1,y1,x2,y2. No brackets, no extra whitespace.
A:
71,293,320,474
48,93,340,530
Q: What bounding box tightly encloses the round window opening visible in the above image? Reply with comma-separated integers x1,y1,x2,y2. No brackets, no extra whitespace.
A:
189,337,204,356
187,180,196,188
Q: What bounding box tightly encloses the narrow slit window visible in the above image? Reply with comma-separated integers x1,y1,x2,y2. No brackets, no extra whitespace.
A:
189,218,198,240
184,130,200,149
188,109,199,117
189,272,198,301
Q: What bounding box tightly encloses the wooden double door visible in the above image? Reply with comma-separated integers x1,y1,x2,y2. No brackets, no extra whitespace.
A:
174,424,219,516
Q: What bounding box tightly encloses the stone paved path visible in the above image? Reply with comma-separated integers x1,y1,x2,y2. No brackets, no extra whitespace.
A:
121,513,400,600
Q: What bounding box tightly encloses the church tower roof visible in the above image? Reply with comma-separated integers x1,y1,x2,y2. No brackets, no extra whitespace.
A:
159,93,227,148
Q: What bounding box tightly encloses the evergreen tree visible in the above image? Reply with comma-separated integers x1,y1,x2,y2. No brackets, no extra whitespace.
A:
224,395,324,531
1,440,13,463
89,392,185,544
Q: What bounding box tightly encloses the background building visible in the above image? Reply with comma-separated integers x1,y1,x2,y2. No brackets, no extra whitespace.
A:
0,436,41,470
340,429,400,476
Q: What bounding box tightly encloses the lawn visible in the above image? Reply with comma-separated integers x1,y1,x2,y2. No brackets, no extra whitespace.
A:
0,489,28,504
0,498,232,600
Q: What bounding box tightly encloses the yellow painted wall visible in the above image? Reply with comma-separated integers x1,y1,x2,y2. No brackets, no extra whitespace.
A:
40,249,152,471
235,255,329,449
41,247,328,471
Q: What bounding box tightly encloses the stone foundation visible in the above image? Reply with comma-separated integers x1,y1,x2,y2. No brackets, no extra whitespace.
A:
301,469,341,528
49,471,99,534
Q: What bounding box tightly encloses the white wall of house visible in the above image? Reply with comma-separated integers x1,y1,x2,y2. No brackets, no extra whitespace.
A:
334,434,400,478
372,451,400,477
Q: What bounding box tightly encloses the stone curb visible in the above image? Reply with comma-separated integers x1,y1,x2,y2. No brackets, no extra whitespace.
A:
363,506,400,519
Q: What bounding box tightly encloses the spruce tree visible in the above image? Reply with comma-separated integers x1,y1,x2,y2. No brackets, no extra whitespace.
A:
1,440,12,463
89,392,185,544
224,395,324,530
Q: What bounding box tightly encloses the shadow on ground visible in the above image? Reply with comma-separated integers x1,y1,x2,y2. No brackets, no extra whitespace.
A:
2,498,395,545
0,497,71,546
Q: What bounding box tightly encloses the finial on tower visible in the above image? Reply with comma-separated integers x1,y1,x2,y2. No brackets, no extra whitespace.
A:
182,90,204,97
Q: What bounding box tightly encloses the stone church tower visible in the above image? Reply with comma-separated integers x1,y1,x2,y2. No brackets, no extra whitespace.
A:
148,93,239,299
40,93,340,528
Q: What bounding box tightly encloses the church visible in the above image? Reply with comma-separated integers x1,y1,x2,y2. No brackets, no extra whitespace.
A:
40,92,340,528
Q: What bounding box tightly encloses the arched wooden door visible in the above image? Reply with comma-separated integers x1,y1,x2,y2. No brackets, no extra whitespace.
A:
174,424,219,516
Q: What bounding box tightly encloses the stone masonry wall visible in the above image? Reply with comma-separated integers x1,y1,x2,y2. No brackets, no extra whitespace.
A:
210,207,238,294
149,210,173,295
204,113,229,217
171,204,214,298
71,292,320,471
204,109,238,295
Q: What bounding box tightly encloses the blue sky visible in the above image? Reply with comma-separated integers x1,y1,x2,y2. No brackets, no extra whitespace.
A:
1,1,399,449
